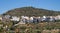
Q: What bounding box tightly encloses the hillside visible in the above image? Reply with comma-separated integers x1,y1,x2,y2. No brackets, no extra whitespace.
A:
3,7,60,16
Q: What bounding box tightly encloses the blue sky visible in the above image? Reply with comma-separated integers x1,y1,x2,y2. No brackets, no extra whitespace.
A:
0,0,60,14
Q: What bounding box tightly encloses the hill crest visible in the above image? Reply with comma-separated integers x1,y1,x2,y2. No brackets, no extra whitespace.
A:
3,7,60,16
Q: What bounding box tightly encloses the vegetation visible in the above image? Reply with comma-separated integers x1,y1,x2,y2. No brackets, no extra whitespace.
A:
1,7,60,33
0,20,60,33
3,7,60,16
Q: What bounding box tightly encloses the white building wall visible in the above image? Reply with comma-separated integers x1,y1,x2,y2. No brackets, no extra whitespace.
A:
10,16,20,21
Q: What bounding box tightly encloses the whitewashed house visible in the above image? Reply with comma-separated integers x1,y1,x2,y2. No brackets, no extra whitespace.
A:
29,17,34,22
29,16,42,23
33,17,38,23
21,16,26,22
10,16,20,21
21,16,41,23
2,15,11,22
4,15,11,19
49,16,55,22
21,16,29,22
37,16,42,22
42,16,47,21
55,15,60,20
